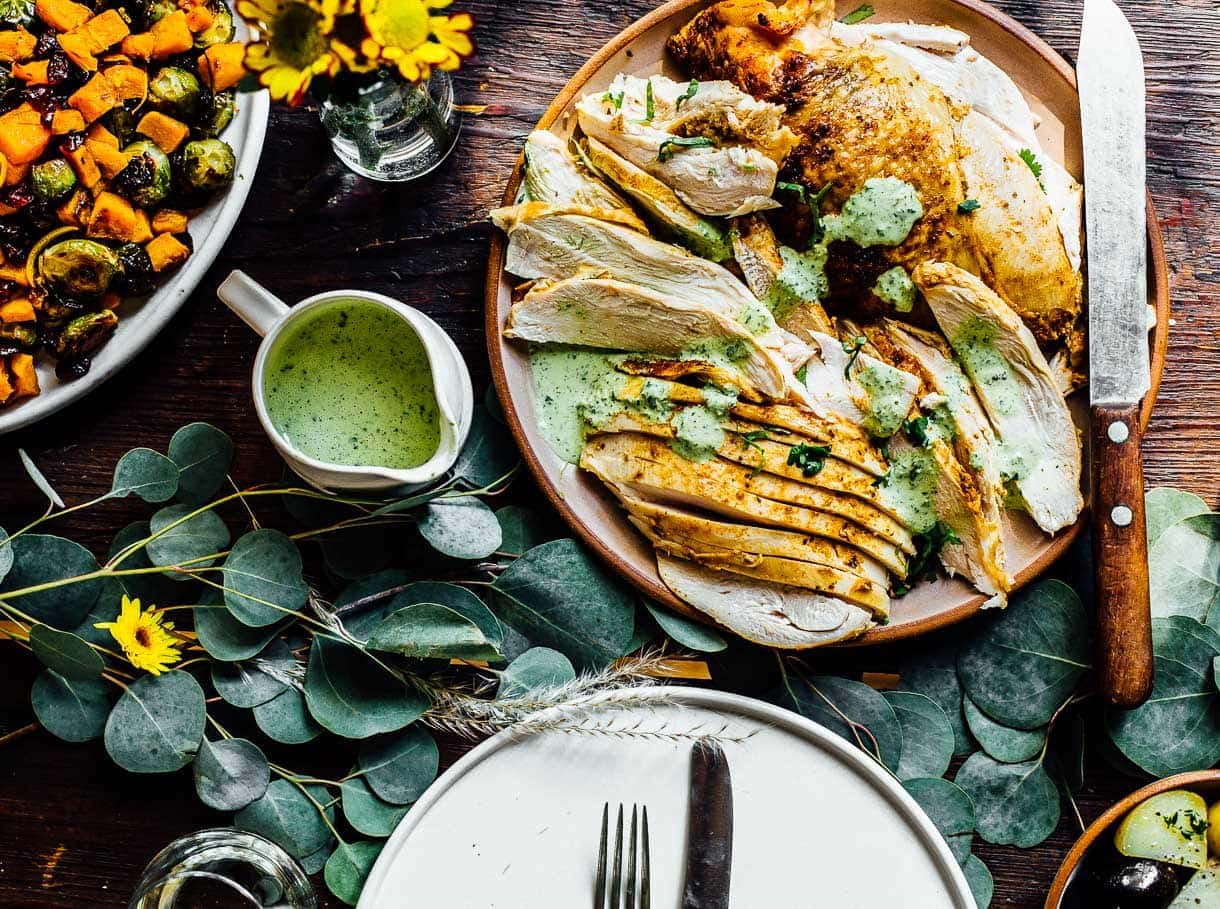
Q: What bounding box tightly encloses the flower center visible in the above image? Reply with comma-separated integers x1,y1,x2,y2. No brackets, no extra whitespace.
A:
270,2,330,69
364,0,429,50
135,626,151,648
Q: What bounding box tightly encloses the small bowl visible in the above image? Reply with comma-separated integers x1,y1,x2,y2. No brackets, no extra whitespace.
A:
1044,770,1220,908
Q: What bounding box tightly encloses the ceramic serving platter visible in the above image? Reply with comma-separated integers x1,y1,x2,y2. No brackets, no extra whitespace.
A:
0,17,270,436
358,688,975,908
486,0,1171,645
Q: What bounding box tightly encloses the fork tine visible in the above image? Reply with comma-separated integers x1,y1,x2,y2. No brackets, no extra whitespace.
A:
640,805,650,909
625,805,638,908
594,803,608,909
610,804,624,909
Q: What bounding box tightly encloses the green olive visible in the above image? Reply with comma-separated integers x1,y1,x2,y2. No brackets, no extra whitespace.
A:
38,239,121,300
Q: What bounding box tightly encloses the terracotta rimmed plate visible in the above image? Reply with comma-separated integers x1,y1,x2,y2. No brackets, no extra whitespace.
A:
486,0,1170,645
1045,771,1220,908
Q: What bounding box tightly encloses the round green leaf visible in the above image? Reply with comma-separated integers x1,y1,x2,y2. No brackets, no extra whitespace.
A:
305,637,428,739
1149,514,1220,623
497,647,576,699
491,539,636,671
325,840,383,906
30,625,104,680
957,580,1089,730
110,448,178,502
254,687,321,744
168,422,234,506
340,778,409,837
643,601,727,653
366,603,501,661
358,726,439,805
954,752,1059,848
107,521,187,609
222,529,309,627
31,670,110,742
333,569,411,641
0,533,103,629
235,779,332,859
883,691,954,781
1146,487,1210,546
418,496,503,560
393,582,502,648
963,697,1045,764
194,738,270,811
898,639,973,756
146,505,231,573
300,842,335,875
211,640,292,708
0,526,13,586
963,854,993,909
495,505,550,557
902,777,975,864
452,406,518,489
195,593,283,662
18,448,64,508
778,674,903,772
1106,616,1220,776
104,670,206,773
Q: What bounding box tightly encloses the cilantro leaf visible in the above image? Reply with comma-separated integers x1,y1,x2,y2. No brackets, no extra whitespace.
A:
895,522,961,596
787,443,832,477
1018,148,1045,191
958,198,981,214
657,136,718,162
841,335,867,379
839,4,875,24
903,416,931,447
675,79,699,110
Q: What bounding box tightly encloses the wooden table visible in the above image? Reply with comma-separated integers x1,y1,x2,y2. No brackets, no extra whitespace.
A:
0,0,1217,905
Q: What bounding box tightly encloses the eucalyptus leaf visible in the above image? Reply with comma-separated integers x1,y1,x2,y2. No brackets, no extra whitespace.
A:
195,592,283,662
495,505,550,557
777,673,903,772
146,505,231,574
963,854,993,909
320,524,394,580
108,521,189,608
305,637,428,739
388,582,502,649
358,726,439,805
222,529,309,627
1106,616,1220,776
104,671,206,773
452,406,517,490
963,697,1046,764
418,496,503,561
1146,487,1210,545
168,422,234,506
1149,514,1220,623
882,691,954,781
0,534,103,629
902,777,975,864
366,603,501,661
341,778,409,837
31,670,110,742
194,738,270,811
490,539,636,671
643,601,727,653
18,447,64,508
497,647,576,699
954,752,1060,848
325,840,382,906
211,640,292,708
333,569,411,640
898,640,973,756
957,580,1089,730
110,448,178,502
29,625,104,680
254,687,321,745
235,779,332,859
0,526,13,585
300,841,335,875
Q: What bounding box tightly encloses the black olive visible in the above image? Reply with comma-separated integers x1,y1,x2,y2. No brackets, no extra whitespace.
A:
1089,859,1181,909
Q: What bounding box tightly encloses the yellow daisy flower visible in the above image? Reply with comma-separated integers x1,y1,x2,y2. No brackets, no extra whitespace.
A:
95,595,183,676
359,0,475,83
237,0,344,106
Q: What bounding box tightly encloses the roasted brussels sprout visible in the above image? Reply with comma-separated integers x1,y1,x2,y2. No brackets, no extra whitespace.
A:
134,0,176,28
31,159,77,202
194,4,235,47
198,90,235,137
115,242,156,296
38,239,120,299
180,138,235,193
114,141,172,207
0,322,37,349
52,309,118,360
148,66,201,120
104,106,138,146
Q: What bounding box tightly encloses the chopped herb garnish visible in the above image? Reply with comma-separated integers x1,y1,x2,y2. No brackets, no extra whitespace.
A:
642,80,655,122
741,429,771,477
871,469,891,488
809,182,834,245
777,180,807,200
787,443,832,477
1018,148,1045,191
795,363,808,384
841,335,867,379
903,416,931,447
894,522,961,596
675,79,699,110
603,90,625,110
958,198,981,214
839,4,875,24
657,136,719,162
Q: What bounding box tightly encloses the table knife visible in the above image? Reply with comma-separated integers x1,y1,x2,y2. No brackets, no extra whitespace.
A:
681,741,733,909
1079,0,1153,708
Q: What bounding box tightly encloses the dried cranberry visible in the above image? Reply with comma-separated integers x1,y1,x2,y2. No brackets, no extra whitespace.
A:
45,53,71,86
58,131,84,153
56,357,91,381
112,152,155,198
2,184,34,210
0,220,30,261
34,32,61,57
0,280,17,304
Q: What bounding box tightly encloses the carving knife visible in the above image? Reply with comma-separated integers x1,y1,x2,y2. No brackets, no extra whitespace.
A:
681,741,733,909
1078,0,1153,707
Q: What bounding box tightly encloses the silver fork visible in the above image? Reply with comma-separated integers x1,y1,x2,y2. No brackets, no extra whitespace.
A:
594,802,650,909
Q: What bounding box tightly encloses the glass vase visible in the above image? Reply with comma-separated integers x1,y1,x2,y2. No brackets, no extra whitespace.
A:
319,70,462,183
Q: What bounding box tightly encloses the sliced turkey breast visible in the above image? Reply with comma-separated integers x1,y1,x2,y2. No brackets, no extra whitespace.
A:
802,330,921,439
520,131,640,223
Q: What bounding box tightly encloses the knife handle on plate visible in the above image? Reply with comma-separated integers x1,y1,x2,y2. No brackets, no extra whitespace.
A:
1091,402,1153,709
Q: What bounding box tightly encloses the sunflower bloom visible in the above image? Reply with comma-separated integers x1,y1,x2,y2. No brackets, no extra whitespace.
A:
237,0,344,106
359,0,475,83
95,595,182,676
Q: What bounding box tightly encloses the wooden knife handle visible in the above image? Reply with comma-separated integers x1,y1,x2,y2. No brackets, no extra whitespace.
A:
1091,402,1153,708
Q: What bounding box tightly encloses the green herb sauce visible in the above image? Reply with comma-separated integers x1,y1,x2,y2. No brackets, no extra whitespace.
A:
670,406,725,462
823,177,924,248
856,362,911,438
262,300,441,470
880,448,939,533
948,317,1023,417
762,245,829,320
529,345,624,464
739,299,776,335
872,266,916,312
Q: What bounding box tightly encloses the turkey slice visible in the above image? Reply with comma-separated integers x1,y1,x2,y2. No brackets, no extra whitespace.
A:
519,131,641,226
802,330,921,439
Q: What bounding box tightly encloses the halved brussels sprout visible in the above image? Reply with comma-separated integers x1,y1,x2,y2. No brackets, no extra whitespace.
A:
39,239,120,299
52,309,118,360
31,159,77,202
149,66,201,120
115,141,172,207
115,242,156,296
194,4,235,47
180,138,235,193
198,90,235,137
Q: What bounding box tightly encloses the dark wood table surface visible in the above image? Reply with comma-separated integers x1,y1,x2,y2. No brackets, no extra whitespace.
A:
1,0,1217,905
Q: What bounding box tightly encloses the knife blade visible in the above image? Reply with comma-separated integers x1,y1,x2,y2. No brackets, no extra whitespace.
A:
681,741,733,909
1078,0,1154,708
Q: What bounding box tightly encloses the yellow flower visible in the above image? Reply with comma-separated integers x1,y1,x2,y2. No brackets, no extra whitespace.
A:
359,0,475,83
237,0,344,106
95,595,182,676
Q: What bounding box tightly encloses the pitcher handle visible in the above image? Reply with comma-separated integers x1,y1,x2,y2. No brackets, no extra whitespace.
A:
217,270,289,337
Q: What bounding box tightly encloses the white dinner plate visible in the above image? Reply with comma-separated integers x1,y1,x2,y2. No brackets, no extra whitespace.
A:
359,688,974,908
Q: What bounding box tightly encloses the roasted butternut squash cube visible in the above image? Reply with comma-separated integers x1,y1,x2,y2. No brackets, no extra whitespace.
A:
145,231,190,271
87,140,130,180
198,42,246,93
0,27,36,62
132,209,153,244
151,209,188,234
185,4,214,33
76,9,130,52
88,191,139,241
136,110,189,153
0,263,29,285
64,143,102,189
56,187,91,227
57,30,98,71
150,11,193,58
68,72,118,123
0,104,52,165
0,298,36,322
102,63,147,102
11,59,50,84
35,0,92,32
51,108,86,134
85,122,120,148
3,160,32,187
0,362,14,404
120,31,155,61
9,353,39,399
